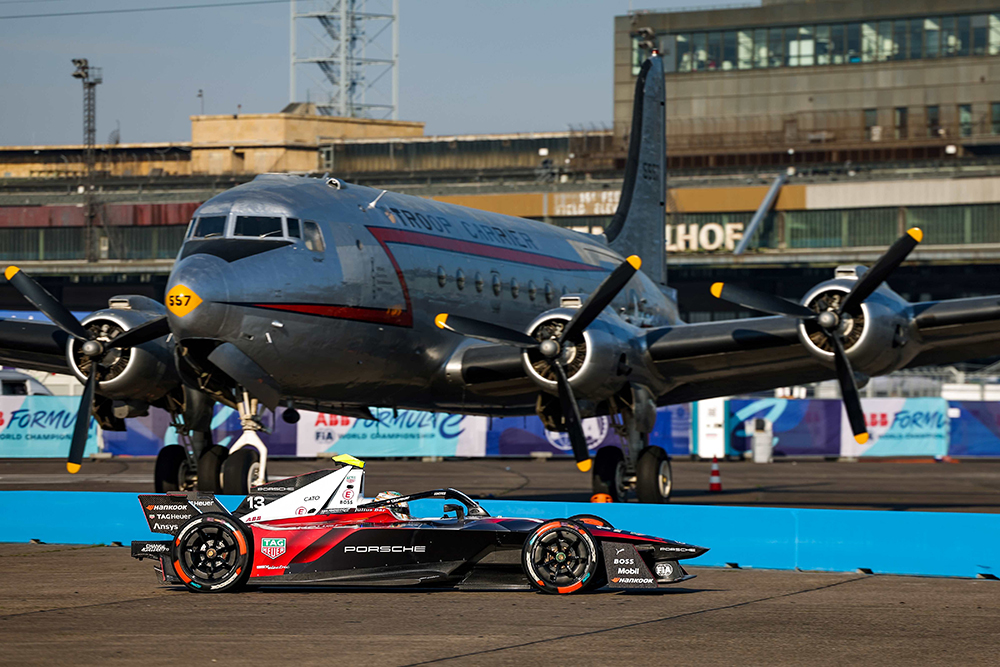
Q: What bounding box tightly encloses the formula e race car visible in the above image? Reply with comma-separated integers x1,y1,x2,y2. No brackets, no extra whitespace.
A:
131,455,707,594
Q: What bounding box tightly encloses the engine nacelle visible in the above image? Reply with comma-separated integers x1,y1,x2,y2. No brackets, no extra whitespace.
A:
797,274,918,377
65,295,180,403
521,308,632,402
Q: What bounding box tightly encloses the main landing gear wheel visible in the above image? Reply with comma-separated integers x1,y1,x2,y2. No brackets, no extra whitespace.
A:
222,448,263,495
197,445,228,494
592,446,626,502
522,520,600,595
154,444,192,492
172,513,252,593
636,446,672,504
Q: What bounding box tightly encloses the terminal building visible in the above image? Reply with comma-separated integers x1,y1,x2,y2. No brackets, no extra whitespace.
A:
2,0,1000,327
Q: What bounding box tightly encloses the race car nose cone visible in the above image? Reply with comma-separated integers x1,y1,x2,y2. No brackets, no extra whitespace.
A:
166,254,234,341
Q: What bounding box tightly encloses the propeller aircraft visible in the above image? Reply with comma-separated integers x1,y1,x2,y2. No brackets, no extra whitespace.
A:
3,54,1000,501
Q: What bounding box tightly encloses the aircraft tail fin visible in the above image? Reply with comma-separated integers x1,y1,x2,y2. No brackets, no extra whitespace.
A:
604,54,666,285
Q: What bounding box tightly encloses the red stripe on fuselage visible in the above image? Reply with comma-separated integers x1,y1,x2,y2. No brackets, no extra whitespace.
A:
249,303,411,327
366,225,603,272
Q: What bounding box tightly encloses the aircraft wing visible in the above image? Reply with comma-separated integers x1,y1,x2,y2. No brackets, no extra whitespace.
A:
0,319,72,374
644,295,1000,404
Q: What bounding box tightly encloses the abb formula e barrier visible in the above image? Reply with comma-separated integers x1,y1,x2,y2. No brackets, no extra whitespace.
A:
131,455,707,594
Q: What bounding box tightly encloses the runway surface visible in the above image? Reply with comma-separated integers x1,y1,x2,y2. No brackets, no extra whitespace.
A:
0,542,997,666
2,457,1000,512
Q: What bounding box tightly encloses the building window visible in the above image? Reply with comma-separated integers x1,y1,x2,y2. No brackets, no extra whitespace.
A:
737,30,753,69
909,18,923,59
876,21,893,61
864,108,879,141
925,18,941,58
707,32,721,70
751,28,766,68
894,107,908,139
942,17,959,56
797,25,815,66
846,22,861,62
991,14,1000,55
784,25,798,66
992,103,1000,135
831,23,845,64
768,27,783,67
862,22,878,62
692,32,707,71
973,15,989,55
957,16,972,56
676,34,691,72
816,24,831,64
959,104,973,137
722,31,737,70
890,19,907,60
927,105,941,137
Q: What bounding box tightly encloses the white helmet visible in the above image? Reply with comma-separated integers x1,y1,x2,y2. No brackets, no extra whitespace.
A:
374,491,409,519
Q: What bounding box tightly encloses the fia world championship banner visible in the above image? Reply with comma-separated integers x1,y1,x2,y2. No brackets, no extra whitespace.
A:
841,397,949,457
296,408,488,458
0,396,99,458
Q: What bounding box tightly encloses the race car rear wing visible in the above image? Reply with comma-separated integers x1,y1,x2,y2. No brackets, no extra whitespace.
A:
136,493,230,537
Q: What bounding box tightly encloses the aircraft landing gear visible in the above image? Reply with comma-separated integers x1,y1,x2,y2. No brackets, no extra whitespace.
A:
599,386,672,504
221,391,269,496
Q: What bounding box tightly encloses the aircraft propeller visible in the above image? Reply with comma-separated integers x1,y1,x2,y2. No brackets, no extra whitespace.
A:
709,228,922,444
4,266,171,473
436,255,642,472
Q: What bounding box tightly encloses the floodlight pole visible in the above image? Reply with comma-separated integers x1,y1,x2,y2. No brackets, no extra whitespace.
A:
72,58,102,261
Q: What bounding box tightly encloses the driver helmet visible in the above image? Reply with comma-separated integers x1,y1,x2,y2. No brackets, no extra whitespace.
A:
374,491,409,519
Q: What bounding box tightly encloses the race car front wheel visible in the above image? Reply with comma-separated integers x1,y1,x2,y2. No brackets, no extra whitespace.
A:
522,520,600,595
172,513,253,593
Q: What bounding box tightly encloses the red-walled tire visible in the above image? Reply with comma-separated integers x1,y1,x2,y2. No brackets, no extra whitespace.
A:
522,520,600,595
171,513,253,593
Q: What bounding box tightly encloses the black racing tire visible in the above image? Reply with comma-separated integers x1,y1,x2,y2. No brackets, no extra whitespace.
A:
592,446,626,502
568,514,614,530
154,445,189,492
171,513,253,593
522,519,601,595
636,446,673,504
222,448,262,496
197,445,228,493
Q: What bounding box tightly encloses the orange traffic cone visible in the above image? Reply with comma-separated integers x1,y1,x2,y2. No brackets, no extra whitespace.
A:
709,456,722,492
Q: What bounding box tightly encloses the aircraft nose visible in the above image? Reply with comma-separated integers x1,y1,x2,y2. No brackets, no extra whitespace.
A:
166,254,236,341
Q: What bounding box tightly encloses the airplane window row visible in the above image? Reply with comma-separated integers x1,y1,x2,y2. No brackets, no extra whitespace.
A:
436,265,574,303
185,215,324,252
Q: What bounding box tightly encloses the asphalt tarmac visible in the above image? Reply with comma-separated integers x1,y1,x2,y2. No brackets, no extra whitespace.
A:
1,542,997,666
2,456,1000,512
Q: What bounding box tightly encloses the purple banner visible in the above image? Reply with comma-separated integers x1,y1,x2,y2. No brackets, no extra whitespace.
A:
948,401,1000,457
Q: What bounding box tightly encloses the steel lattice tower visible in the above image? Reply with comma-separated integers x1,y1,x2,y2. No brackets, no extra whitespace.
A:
290,0,399,119
71,59,102,175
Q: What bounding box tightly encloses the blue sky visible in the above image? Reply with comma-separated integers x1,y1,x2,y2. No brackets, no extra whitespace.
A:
1,0,738,146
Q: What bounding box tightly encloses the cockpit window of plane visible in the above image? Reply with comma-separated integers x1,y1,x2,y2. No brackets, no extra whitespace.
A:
286,218,301,239
234,216,284,238
192,216,227,238
302,221,326,252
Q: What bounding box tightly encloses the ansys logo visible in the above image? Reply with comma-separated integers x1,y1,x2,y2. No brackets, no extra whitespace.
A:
261,537,286,559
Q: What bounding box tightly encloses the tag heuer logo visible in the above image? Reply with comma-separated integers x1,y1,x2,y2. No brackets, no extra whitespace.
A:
261,537,286,559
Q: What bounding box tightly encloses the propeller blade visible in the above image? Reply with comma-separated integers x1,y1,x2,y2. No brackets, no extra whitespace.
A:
107,316,170,349
840,228,922,314
827,332,869,445
560,256,642,344
5,266,92,341
434,313,539,348
710,282,817,320
551,362,592,472
67,363,98,473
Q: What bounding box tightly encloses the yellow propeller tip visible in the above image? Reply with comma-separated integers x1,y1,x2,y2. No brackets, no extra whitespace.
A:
854,433,869,445
434,313,448,329
710,282,724,298
576,459,593,473
626,255,641,270
66,462,81,474
5,266,20,281
907,227,923,242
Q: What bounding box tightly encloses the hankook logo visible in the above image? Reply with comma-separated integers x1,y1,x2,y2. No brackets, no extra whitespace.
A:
344,545,425,553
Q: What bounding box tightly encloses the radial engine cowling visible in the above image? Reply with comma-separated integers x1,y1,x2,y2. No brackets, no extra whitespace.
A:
65,297,179,403
796,279,918,377
521,308,632,402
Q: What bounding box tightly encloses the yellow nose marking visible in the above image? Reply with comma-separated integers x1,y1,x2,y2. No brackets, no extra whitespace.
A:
166,285,203,317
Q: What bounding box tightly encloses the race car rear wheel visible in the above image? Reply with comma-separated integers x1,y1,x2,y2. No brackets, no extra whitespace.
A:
522,520,600,595
172,513,252,593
